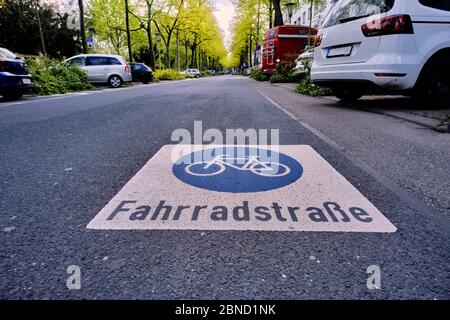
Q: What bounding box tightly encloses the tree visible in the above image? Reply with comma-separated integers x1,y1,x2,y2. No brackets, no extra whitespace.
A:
78,0,87,53
0,0,81,58
230,0,270,69
300,0,326,45
88,0,226,70
153,0,185,68
124,0,132,61
272,0,283,26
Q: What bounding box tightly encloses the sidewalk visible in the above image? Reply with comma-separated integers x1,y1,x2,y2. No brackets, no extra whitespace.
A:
251,79,450,217
271,82,450,133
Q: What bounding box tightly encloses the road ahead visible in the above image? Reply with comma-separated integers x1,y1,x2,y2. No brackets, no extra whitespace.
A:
0,76,449,299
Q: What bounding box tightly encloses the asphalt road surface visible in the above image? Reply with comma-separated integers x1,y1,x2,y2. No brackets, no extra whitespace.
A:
0,76,449,299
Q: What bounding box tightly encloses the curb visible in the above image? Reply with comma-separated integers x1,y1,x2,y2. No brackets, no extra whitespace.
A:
354,107,449,133
319,95,449,134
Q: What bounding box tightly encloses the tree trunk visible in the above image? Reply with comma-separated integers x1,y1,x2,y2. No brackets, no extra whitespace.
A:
35,1,47,57
185,41,189,68
165,42,170,68
268,1,273,29
249,35,253,67
254,2,261,66
273,0,284,27
191,46,195,68
176,30,180,70
146,0,155,70
308,0,313,46
78,0,87,54
125,0,132,62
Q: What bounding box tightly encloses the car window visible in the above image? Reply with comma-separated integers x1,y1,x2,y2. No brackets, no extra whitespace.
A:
419,0,450,11
106,57,122,65
67,57,85,67
86,56,108,66
323,0,395,28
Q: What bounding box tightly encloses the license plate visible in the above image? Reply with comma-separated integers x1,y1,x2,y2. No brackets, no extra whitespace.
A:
327,46,353,58
22,78,32,85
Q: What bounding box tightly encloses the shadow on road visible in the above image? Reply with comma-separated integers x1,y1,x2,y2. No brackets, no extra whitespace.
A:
330,96,450,124
337,96,448,111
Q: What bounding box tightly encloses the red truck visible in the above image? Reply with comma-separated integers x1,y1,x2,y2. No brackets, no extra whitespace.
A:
261,25,317,74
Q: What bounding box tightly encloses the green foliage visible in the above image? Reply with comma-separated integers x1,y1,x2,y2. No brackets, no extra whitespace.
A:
26,57,93,95
250,68,270,81
0,0,81,58
269,62,305,83
294,76,332,97
88,0,227,71
154,69,186,81
201,70,212,77
269,72,292,83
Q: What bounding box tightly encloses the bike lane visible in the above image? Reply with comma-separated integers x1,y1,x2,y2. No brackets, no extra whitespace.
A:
1,77,449,299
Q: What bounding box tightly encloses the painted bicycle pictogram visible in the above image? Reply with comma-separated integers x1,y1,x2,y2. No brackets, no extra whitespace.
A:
172,146,303,193
185,154,291,177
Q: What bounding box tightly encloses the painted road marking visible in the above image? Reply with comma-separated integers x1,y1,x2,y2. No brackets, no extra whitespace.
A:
87,145,397,232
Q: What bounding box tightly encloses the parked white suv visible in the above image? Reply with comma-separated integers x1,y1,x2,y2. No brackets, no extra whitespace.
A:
311,0,450,105
65,54,132,88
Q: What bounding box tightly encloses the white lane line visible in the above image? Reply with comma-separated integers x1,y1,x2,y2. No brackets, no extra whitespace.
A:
257,89,346,152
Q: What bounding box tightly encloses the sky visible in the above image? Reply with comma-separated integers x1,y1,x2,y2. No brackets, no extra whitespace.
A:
212,0,235,51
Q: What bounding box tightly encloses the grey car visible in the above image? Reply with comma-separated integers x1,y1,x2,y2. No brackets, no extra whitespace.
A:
65,54,132,88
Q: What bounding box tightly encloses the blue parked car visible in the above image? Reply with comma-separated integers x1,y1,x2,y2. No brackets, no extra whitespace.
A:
0,47,33,100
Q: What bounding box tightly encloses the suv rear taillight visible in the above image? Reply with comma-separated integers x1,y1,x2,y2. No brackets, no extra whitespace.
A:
361,14,414,37
124,64,130,73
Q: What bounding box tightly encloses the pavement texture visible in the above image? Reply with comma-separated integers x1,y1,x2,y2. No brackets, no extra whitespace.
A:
0,76,449,299
272,82,450,131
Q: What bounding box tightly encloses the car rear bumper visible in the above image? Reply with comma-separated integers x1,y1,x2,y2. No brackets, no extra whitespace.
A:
311,61,422,90
0,72,34,92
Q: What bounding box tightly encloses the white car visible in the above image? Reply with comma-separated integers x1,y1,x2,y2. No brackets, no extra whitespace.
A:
182,69,201,78
311,0,450,104
65,54,132,88
293,46,315,75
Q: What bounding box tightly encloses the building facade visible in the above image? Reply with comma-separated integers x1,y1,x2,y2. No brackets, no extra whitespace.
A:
285,0,338,29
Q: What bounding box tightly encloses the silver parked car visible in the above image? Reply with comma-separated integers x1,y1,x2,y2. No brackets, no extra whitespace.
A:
64,54,132,88
182,69,201,78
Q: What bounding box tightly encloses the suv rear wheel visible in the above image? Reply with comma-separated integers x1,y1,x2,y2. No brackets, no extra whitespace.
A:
108,75,123,88
332,89,363,102
415,57,450,107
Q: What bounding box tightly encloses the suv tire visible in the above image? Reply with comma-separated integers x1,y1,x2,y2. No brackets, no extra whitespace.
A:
108,75,123,88
1,91,23,101
415,57,450,108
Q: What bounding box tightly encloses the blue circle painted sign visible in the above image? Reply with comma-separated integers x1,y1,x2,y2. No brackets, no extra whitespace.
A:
172,146,303,193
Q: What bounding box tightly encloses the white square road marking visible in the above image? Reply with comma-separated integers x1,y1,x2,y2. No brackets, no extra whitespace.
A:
87,145,397,233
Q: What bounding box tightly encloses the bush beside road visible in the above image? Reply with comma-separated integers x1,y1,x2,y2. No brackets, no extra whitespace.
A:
26,57,92,95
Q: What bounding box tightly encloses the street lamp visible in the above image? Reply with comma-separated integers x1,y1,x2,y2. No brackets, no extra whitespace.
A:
285,1,296,25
